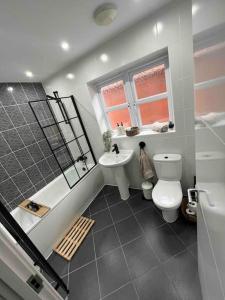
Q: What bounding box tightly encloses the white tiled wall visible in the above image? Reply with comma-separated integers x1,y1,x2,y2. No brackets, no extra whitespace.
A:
44,0,195,193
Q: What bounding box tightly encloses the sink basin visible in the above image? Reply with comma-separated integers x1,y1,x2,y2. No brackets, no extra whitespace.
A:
99,150,134,200
99,150,134,168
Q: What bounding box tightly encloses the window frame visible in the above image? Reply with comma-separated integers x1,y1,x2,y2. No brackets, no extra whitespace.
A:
96,55,174,132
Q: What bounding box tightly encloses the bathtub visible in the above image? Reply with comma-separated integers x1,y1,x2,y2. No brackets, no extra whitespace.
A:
9,164,104,258
196,151,225,299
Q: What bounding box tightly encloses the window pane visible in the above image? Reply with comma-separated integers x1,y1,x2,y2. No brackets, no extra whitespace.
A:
133,64,167,99
107,108,131,129
195,83,225,117
194,42,225,84
139,99,169,125
101,80,127,107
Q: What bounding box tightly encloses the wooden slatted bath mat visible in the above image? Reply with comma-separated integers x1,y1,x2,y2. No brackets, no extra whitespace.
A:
53,216,95,261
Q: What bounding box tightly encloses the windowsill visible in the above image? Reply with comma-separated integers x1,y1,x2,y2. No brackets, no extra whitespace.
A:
112,128,176,139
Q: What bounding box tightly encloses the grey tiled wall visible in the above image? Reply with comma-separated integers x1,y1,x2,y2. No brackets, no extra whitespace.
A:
0,82,61,212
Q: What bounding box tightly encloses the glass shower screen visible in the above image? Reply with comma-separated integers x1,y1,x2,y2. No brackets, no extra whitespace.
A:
29,93,97,188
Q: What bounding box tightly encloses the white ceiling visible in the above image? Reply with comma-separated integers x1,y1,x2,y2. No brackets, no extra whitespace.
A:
0,0,172,82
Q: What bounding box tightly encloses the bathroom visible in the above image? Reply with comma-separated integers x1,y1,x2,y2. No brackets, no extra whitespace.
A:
0,0,225,299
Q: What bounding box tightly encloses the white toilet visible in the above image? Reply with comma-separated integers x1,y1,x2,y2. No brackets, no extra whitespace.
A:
152,154,183,223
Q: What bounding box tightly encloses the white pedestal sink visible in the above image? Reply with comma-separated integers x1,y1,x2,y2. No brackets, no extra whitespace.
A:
99,150,134,200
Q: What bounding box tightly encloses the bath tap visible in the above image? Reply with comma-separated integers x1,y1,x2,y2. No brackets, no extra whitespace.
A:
112,144,119,154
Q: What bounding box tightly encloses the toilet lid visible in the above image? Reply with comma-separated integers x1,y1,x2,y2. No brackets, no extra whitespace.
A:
152,180,182,210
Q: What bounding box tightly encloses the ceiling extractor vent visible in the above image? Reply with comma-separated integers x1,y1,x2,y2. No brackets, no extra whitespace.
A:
93,3,118,26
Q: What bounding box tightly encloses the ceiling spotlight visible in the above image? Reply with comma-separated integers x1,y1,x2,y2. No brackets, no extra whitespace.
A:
7,86,13,92
94,3,118,26
25,71,33,78
66,73,75,79
100,53,109,62
61,41,70,51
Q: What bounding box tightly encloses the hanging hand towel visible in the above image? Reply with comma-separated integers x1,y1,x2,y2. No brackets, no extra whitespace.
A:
139,148,154,180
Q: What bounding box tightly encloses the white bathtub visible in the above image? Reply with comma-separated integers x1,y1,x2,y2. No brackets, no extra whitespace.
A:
9,164,104,258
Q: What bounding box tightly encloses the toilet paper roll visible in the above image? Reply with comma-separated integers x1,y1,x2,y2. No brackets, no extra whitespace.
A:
186,208,196,216
188,201,197,214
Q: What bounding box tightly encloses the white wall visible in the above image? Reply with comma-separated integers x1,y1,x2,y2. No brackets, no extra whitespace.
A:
193,0,225,35
44,0,195,193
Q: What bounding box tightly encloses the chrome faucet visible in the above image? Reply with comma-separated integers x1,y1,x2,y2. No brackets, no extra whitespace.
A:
112,144,119,154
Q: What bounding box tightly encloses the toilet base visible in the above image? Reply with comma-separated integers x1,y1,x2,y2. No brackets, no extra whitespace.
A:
162,209,178,223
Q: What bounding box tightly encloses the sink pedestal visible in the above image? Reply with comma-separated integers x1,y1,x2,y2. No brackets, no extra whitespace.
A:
99,149,134,201
113,166,130,200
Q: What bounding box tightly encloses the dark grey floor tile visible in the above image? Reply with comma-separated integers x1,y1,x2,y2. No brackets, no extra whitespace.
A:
135,206,165,232
94,225,120,258
47,252,69,279
103,283,138,300
129,188,142,197
83,207,90,218
69,261,100,300
70,235,95,272
169,216,197,247
187,242,197,259
128,192,153,213
97,248,130,297
115,216,142,245
134,265,181,300
123,236,159,279
163,250,202,300
106,190,123,207
103,185,119,196
92,209,113,233
145,224,185,262
90,194,108,215
51,281,69,299
109,201,133,223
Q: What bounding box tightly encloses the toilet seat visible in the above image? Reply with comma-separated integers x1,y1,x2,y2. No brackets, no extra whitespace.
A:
152,180,182,211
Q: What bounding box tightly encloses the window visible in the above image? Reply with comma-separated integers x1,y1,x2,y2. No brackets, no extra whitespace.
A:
97,57,173,132
194,41,225,119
